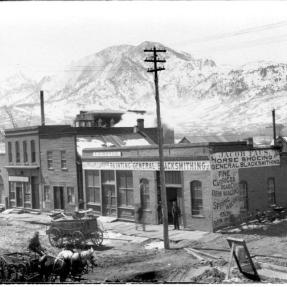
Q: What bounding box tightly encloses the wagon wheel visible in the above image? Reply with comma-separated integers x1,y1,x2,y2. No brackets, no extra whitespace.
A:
49,227,63,247
90,229,104,246
8,265,18,282
16,263,27,281
1,262,10,281
72,231,85,248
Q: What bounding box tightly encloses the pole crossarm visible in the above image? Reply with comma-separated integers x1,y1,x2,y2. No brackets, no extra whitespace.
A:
144,49,167,53
145,58,166,63
147,67,165,73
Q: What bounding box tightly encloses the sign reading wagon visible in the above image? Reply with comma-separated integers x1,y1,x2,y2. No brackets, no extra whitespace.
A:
211,149,280,230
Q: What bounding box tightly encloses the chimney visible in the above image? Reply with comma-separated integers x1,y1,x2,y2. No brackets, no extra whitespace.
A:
246,137,253,147
272,109,276,145
137,119,144,130
40,90,45,126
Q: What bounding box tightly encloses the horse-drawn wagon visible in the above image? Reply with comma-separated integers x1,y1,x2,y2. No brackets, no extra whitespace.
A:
0,252,41,282
46,216,104,248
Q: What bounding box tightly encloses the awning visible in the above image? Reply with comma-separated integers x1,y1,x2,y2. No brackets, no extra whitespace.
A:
5,165,40,169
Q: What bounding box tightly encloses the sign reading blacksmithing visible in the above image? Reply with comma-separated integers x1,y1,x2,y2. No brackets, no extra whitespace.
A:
83,160,211,171
211,149,280,170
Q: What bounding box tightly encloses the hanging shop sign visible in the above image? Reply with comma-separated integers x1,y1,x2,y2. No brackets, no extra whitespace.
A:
211,149,280,170
83,160,211,171
92,151,122,157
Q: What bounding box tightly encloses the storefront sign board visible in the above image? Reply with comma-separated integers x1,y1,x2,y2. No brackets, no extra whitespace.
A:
211,168,240,230
92,151,122,157
8,176,29,182
83,160,211,171
211,149,280,170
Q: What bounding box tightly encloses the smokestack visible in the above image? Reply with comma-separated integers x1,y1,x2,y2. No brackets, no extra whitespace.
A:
40,90,45,126
137,118,144,130
272,109,276,145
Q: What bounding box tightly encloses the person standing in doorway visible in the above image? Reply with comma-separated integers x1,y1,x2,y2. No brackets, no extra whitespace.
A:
172,201,181,230
135,204,145,231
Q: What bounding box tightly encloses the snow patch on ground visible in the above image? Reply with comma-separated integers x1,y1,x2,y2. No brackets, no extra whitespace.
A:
144,240,164,250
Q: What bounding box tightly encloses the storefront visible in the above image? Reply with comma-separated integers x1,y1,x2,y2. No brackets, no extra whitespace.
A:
82,144,211,227
82,143,287,232
7,170,40,210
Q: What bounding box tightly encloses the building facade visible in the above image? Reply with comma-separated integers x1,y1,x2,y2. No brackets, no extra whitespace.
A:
81,142,286,232
0,143,8,206
4,126,78,211
3,117,166,212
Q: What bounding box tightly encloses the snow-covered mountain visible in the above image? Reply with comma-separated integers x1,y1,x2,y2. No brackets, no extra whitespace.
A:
1,41,287,137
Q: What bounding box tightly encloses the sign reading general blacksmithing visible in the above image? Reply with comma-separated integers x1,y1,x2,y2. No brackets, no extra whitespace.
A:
211,149,280,170
83,160,211,171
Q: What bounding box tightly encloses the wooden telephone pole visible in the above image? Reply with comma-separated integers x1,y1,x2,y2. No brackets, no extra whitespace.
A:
144,47,169,249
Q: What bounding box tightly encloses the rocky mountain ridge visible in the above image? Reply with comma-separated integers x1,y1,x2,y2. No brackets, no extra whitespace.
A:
1,41,287,137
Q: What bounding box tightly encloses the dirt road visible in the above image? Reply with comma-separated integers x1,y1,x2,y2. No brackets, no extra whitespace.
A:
1,211,287,283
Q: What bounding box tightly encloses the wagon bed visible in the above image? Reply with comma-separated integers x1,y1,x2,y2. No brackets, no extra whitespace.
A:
46,217,104,248
0,252,41,282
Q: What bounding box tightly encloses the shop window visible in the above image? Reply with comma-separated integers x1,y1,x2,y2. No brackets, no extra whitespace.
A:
67,187,75,204
190,180,203,216
23,183,31,208
47,151,53,169
140,178,150,209
239,181,248,211
15,141,20,163
102,170,115,184
102,170,116,214
8,142,12,163
0,176,3,204
61,151,67,169
118,171,134,207
9,182,16,208
31,140,36,163
165,171,181,185
23,141,28,163
44,185,50,201
86,170,101,203
267,177,276,205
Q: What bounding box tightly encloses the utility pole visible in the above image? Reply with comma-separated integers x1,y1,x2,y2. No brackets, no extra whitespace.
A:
272,109,276,145
144,47,169,249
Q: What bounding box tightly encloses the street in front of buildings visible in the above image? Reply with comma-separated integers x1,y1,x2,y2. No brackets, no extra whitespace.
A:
2,210,287,283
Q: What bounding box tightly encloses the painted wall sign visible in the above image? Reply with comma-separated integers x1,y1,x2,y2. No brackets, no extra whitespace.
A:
211,149,280,170
8,176,29,182
83,160,211,171
212,168,241,230
92,151,122,157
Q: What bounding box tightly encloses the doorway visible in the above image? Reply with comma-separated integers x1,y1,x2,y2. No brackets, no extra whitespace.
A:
31,177,40,209
166,187,179,224
53,186,64,210
16,183,23,207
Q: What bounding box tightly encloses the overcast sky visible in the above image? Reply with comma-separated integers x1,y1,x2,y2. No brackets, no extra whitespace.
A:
1,1,287,80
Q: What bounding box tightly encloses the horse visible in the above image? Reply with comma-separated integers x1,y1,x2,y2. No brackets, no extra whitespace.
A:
70,247,96,278
39,254,70,282
40,247,96,282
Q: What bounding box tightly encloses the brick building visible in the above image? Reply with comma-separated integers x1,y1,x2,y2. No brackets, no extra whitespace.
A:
4,125,78,211
0,143,8,206
81,141,287,232
3,117,172,212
